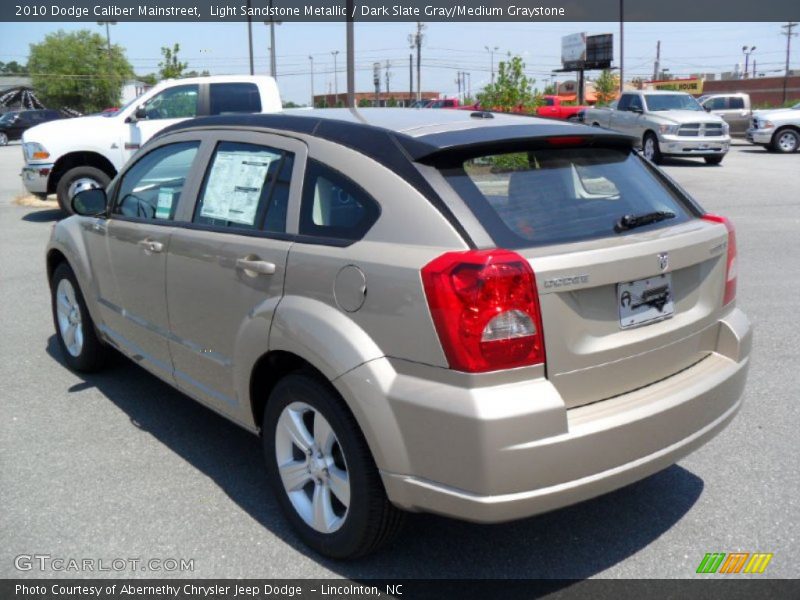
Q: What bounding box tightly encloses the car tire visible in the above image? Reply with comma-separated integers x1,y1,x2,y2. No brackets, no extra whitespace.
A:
0,132,8,146
263,373,404,559
56,166,111,214
51,262,108,372
567,115,580,122
643,132,663,164
771,128,800,153
704,156,724,165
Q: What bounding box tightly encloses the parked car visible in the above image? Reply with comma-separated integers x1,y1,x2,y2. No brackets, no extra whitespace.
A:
48,108,750,559
746,102,800,153
0,109,63,146
535,95,590,121
21,75,281,212
698,93,752,137
583,90,730,164
428,97,460,108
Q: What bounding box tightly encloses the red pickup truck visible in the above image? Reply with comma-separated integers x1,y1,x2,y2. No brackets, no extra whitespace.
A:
535,95,589,121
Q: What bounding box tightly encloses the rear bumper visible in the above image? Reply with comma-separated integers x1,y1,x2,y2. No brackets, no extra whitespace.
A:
336,309,751,523
659,134,730,157
21,163,53,195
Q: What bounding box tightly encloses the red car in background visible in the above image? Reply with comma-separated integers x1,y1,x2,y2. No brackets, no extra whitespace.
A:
535,95,590,121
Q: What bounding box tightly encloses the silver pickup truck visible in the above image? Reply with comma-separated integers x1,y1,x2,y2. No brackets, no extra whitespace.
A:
583,91,731,165
746,102,800,153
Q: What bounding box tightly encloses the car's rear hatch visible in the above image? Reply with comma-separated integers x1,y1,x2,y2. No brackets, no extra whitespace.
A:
430,134,731,408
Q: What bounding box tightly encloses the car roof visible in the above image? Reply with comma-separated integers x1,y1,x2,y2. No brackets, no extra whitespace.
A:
158,107,634,162
638,90,694,95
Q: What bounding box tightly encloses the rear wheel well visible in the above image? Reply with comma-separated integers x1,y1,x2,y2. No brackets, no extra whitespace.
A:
250,351,330,432
49,152,117,194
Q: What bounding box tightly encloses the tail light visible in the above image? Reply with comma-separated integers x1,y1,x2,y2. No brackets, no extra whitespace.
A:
702,214,737,306
421,249,545,373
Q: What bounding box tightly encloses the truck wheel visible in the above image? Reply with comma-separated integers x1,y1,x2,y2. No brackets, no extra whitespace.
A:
263,373,404,559
51,262,109,372
704,156,724,165
643,133,663,164
567,115,580,122
771,128,799,153
56,166,111,214
0,132,8,146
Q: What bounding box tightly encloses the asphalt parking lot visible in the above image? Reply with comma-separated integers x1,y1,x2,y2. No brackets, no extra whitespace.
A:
0,140,798,580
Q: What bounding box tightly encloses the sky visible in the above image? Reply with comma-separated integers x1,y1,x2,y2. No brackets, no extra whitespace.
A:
0,21,795,104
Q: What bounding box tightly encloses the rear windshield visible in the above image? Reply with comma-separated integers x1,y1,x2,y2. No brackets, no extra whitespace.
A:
440,147,693,249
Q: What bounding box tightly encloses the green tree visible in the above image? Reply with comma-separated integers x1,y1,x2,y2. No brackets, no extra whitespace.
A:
137,73,158,86
158,44,188,80
0,60,27,74
282,101,301,108
594,69,619,105
387,96,398,107
358,98,371,107
28,29,133,113
477,55,541,113
183,69,210,78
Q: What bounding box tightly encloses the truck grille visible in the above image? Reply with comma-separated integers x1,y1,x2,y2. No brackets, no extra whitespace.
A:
678,123,724,137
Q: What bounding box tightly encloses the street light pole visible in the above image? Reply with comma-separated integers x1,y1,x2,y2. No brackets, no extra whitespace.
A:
309,55,314,107
742,45,756,79
246,0,254,75
485,45,499,85
331,50,340,106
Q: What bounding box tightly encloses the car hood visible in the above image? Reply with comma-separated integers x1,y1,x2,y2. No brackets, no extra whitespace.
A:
22,114,116,144
753,108,799,120
650,110,724,124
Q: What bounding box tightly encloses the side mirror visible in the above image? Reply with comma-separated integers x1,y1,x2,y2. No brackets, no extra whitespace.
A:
71,188,108,217
631,106,643,114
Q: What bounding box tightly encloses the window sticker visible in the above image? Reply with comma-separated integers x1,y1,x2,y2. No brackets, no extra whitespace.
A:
200,151,274,226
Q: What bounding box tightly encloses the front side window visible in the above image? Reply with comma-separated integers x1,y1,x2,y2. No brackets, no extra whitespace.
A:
142,84,199,120
194,141,292,231
209,83,262,115
299,161,380,242
115,142,200,220
440,147,692,249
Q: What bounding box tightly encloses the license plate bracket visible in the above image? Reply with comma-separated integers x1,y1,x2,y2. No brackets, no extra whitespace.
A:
618,274,674,329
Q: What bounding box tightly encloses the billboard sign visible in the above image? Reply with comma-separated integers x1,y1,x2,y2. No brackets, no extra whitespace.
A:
586,33,613,68
561,33,587,69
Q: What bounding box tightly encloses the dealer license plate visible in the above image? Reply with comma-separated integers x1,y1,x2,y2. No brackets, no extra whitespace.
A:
617,274,674,329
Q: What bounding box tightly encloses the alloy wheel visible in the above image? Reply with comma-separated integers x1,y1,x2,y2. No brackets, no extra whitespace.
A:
777,131,798,153
55,278,84,357
275,401,351,534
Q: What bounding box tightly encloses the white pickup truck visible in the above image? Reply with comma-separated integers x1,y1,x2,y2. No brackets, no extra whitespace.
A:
746,102,800,153
21,75,281,212
582,90,730,165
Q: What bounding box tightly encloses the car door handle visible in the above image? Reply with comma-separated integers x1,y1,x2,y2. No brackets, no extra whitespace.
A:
236,258,276,275
138,239,163,253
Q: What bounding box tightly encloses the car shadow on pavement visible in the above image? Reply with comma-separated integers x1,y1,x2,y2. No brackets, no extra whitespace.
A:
46,336,704,580
659,158,721,168
22,208,62,223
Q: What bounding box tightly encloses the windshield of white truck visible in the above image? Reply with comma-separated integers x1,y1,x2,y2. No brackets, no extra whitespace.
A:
645,95,703,111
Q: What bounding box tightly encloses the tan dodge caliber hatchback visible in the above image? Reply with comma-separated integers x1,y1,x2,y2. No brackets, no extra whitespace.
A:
47,109,751,558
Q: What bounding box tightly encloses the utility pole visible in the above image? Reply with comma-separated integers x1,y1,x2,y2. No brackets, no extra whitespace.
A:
619,0,624,92
742,46,756,80
308,55,314,107
331,50,340,106
753,59,757,78
408,22,425,102
346,0,354,108
385,60,392,95
373,62,381,106
265,0,278,78
485,46,499,84
246,0,254,75
408,54,413,105
653,40,660,81
782,22,798,103
456,72,462,99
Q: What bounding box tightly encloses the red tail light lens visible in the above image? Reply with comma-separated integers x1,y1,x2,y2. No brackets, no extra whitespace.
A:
702,214,737,306
421,249,545,373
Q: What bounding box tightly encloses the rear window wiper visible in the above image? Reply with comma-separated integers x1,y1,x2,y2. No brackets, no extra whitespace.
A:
614,210,675,233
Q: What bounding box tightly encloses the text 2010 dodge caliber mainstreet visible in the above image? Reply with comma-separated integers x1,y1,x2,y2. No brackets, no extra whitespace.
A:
47,109,751,558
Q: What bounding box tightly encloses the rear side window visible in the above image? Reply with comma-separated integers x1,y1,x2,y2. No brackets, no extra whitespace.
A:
729,97,745,109
209,83,262,115
440,147,692,249
194,141,293,232
705,97,727,110
299,160,380,242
